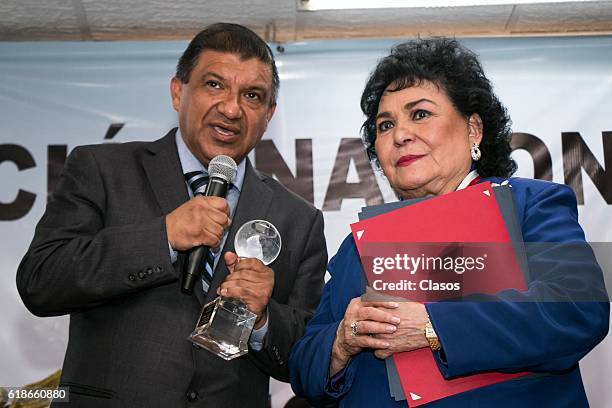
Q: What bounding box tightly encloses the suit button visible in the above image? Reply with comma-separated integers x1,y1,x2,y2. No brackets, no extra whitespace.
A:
186,390,198,401
128,274,136,281
137,271,146,279
146,267,153,275
155,266,163,273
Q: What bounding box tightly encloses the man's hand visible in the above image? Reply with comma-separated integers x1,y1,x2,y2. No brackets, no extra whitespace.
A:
218,251,274,329
372,301,429,359
165,196,231,251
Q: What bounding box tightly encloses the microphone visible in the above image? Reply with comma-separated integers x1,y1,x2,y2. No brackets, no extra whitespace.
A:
181,155,238,295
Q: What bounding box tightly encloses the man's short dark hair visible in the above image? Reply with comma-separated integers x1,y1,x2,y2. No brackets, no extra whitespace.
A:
176,22,279,105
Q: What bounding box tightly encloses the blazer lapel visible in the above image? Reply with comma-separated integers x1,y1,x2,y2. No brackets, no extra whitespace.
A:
205,158,274,304
142,128,190,215
141,129,195,299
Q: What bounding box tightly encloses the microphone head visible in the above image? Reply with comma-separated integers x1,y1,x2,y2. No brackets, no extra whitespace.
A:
208,155,238,183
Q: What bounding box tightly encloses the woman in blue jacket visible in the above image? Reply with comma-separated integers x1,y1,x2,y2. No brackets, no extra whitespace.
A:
289,37,609,407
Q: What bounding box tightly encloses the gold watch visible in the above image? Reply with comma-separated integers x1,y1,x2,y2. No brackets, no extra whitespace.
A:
424,315,441,351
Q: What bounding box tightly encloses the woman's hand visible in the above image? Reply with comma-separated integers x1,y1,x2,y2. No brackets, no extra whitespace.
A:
372,301,430,359
330,298,401,376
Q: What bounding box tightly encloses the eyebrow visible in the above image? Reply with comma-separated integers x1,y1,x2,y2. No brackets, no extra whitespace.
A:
200,71,270,98
199,71,225,82
246,85,269,95
376,98,437,121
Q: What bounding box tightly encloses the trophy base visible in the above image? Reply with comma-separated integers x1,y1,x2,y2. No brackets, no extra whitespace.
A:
189,333,246,360
188,297,256,360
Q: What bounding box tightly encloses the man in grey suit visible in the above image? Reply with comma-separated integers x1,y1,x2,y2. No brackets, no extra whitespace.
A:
17,23,327,408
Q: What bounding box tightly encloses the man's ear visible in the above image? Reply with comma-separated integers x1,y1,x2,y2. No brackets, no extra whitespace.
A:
261,103,276,133
170,77,183,112
468,113,483,145
266,102,276,123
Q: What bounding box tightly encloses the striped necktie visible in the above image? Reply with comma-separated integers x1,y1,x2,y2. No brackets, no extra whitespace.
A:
184,171,216,294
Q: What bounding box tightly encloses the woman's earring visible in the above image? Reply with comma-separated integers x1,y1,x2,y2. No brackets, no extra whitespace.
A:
471,143,481,161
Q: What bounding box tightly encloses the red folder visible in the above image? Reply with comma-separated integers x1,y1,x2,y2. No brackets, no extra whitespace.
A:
350,182,529,406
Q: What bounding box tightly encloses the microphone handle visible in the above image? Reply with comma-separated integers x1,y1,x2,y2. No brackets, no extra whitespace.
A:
181,245,210,295
204,177,230,198
181,176,230,295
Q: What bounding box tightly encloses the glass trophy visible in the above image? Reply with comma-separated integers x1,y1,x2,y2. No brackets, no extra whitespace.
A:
188,220,281,360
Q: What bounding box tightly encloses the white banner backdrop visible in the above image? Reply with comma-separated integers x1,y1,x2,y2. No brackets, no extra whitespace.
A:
1,36,611,406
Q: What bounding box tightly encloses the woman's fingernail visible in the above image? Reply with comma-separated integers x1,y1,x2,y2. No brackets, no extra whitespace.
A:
392,317,401,324
383,342,390,347
389,302,399,308
387,325,397,332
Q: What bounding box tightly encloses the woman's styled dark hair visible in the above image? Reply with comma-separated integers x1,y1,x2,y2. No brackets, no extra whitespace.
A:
176,22,279,105
360,37,516,178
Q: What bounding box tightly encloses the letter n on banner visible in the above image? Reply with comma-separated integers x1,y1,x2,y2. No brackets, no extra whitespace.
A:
562,131,612,204
254,139,314,205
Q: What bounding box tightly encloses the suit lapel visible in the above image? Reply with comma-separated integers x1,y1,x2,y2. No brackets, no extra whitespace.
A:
205,158,274,304
142,128,190,215
141,129,195,299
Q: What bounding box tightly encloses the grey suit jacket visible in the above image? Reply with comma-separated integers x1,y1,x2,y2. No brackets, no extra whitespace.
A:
17,129,328,408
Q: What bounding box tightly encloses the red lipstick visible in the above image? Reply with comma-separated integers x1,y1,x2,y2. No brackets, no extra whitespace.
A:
396,154,425,167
